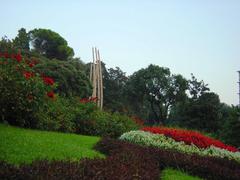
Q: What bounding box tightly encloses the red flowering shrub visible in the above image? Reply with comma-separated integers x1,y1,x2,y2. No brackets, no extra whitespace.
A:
0,52,56,127
79,96,98,104
142,126,238,152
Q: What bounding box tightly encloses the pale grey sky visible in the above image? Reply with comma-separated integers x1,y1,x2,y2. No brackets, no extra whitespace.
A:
1,0,240,105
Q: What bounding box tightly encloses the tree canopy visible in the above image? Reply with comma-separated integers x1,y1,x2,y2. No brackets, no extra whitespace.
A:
29,28,74,60
12,28,30,51
126,64,188,124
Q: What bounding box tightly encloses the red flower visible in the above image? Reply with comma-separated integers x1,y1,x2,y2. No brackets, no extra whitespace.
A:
43,77,54,86
23,71,34,79
28,62,35,67
14,54,22,62
27,95,34,102
47,91,55,98
4,52,10,58
28,59,38,67
80,98,89,103
79,97,98,104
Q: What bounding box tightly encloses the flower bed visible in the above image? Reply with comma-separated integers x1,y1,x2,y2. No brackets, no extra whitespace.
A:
119,130,240,163
95,138,240,180
142,127,238,152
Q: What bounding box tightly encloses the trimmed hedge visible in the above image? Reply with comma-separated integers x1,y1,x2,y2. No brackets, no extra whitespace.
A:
0,151,160,180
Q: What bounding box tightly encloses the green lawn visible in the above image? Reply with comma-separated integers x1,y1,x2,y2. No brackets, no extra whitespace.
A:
0,124,104,165
161,168,203,180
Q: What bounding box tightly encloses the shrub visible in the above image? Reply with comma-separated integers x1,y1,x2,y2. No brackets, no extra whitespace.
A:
73,101,100,135
74,102,139,138
35,97,76,132
120,130,240,162
35,96,139,137
0,150,160,179
0,52,56,128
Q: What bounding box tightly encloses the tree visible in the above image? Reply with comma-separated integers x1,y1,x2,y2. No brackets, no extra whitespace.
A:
188,73,209,100
12,28,30,51
29,28,74,60
126,64,188,124
103,67,128,112
34,58,92,97
0,36,13,52
220,105,240,147
176,92,222,133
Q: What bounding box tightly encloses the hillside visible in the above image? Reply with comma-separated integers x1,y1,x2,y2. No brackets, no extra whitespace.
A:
0,124,104,165
0,124,205,179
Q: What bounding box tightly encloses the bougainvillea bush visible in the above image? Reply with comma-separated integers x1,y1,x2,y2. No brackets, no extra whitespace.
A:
142,126,238,152
120,130,240,163
0,52,56,128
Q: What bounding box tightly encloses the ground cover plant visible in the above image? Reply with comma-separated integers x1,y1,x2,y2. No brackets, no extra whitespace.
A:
0,124,103,165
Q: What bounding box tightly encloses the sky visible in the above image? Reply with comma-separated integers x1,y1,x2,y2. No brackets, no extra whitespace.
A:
1,0,240,105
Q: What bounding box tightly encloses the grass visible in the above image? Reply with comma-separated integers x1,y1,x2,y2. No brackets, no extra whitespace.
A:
0,123,104,165
161,168,203,180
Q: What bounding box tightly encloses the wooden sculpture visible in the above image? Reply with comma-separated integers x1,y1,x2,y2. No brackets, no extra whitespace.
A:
89,47,103,109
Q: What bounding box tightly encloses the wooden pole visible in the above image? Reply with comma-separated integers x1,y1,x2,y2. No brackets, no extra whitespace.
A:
92,47,96,98
90,61,93,83
89,47,104,109
95,47,100,107
98,49,103,109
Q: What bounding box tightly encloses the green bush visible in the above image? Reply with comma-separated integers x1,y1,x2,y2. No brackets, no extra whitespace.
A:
89,111,138,138
35,97,76,132
74,103,139,138
36,97,139,138
73,102,98,135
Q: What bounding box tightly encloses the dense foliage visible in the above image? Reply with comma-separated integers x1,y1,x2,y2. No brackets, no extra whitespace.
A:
125,64,188,124
220,105,240,147
33,59,92,97
34,96,139,137
29,28,74,60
